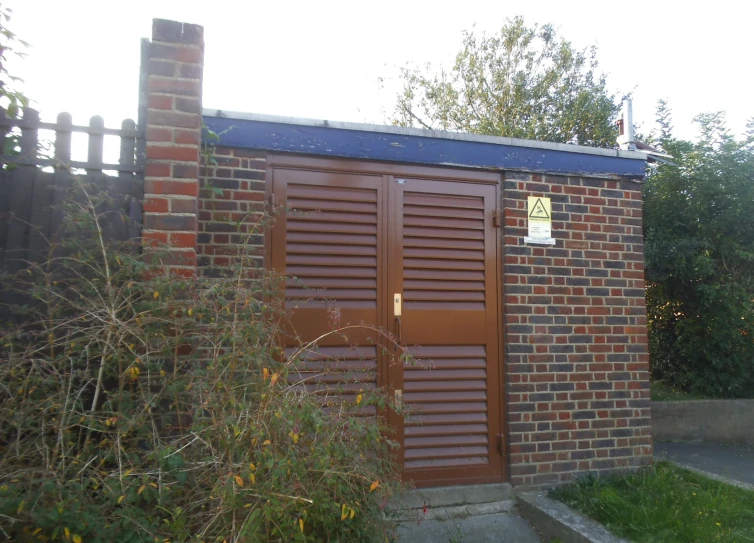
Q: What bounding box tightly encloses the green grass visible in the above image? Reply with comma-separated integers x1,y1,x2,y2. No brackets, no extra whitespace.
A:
551,462,754,542
651,381,709,401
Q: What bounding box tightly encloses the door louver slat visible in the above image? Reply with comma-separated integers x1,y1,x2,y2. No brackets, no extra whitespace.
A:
285,182,378,308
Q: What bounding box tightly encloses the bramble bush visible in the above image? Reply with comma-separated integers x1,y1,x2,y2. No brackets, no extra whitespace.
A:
0,176,404,542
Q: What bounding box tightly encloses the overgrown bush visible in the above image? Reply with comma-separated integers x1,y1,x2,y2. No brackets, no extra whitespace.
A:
0,177,403,542
644,103,754,398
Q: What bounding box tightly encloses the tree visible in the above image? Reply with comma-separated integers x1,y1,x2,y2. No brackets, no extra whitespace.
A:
389,16,621,147
0,5,29,157
0,6,28,115
644,103,754,397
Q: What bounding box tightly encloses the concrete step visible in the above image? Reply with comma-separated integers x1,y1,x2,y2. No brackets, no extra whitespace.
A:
389,483,515,510
389,499,516,522
386,483,517,521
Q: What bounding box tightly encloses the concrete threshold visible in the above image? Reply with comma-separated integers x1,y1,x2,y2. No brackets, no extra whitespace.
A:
388,483,516,510
389,483,543,542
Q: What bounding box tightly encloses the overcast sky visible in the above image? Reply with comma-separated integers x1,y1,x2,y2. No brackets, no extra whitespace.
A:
6,0,753,145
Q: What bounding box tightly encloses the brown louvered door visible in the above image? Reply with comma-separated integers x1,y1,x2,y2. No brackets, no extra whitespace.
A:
389,177,504,486
270,168,386,412
269,158,504,487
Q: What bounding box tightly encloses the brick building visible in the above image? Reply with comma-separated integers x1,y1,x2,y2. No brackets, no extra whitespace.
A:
143,18,652,488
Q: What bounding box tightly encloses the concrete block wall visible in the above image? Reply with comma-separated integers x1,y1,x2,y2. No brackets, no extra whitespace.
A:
502,172,652,487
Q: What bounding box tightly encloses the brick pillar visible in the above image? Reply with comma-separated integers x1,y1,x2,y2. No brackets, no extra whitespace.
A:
142,19,203,276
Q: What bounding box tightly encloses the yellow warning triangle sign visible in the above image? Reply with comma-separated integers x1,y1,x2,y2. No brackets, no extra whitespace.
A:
529,198,550,220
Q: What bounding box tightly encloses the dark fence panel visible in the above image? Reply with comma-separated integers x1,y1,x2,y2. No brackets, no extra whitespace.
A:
0,107,145,315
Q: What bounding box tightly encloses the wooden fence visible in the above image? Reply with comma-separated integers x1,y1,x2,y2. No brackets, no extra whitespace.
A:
0,106,145,270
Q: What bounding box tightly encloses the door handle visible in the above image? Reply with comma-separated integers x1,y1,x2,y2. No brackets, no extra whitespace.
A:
394,389,403,410
393,293,402,352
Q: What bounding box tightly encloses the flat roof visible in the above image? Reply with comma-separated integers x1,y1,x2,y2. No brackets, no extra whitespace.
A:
202,109,648,180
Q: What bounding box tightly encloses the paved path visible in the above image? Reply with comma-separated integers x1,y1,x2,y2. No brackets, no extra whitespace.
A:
655,441,754,487
395,511,543,543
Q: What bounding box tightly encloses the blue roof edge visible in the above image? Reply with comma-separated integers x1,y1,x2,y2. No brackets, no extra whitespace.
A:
202,112,647,181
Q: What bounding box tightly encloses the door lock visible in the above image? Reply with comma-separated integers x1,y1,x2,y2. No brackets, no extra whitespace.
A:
394,293,402,316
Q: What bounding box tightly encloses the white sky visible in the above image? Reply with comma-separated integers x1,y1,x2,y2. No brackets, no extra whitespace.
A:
6,0,754,144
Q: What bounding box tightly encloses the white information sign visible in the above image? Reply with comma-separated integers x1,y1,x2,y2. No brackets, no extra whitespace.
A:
527,196,554,245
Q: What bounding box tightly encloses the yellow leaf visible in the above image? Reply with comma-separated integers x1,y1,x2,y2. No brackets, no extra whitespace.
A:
292,433,299,444
187,308,193,316
153,291,160,299
149,482,158,488
16,501,24,514
64,527,70,539
128,366,140,381
234,475,244,487
270,373,279,386
350,508,355,519
117,495,125,504
160,369,166,377
299,518,304,533
356,393,363,406
128,343,135,351
250,473,256,485
263,439,271,446
33,528,42,536
138,484,146,495
249,463,256,471
369,481,380,492
263,368,270,381
72,535,82,543
341,503,348,521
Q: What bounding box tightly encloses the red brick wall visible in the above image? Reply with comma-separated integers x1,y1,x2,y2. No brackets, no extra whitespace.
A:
142,19,204,276
502,171,652,487
197,147,266,274
192,149,652,486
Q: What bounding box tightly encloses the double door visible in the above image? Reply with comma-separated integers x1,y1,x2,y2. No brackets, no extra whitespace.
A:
268,155,505,486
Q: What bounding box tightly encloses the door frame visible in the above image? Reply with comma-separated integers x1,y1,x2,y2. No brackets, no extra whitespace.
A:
264,153,508,485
